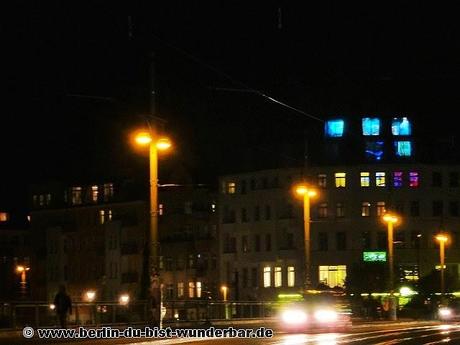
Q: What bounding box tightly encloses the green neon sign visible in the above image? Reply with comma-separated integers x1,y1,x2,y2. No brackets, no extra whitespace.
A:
363,251,387,262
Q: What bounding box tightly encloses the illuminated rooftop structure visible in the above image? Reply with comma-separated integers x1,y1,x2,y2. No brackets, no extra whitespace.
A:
392,117,412,136
362,118,381,136
325,119,344,137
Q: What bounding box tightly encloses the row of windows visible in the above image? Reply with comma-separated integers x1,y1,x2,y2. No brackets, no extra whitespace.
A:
160,255,218,271
223,233,293,253
262,266,296,288
320,171,420,188
325,117,412,137
175,281,203,299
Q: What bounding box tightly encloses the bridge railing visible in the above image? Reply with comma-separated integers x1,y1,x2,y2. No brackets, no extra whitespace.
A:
0,300,281,329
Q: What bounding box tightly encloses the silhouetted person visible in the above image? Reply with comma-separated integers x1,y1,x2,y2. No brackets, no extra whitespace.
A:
54,285,72,328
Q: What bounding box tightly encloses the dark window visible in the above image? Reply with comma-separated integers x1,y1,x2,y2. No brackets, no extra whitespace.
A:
254,235,260,252
361,232,371,249
432,172,443,187
241,180,247,194
377,232,387,250
433,201,443,217
318,232,328,251
410,201,420,217
450,201,459,217
242,236,249,253
450,172,459,187
272,176,279,187
254,206,260,221
250,179,256,190
251,268,258,287
286,233,294,249
242,268,248,288
318,203,328,218
265,234,272,251
410,231,422,249
241,208,248,222
265,205,271,220
395,202,405,215
262,177,268,189
336,203,345,217
336,232,347,251
395,231,405,248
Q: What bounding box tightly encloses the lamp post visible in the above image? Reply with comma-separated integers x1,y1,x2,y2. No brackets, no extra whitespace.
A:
382,213,399,321
134,130,172,327
435,234,449,301
294,183,317,290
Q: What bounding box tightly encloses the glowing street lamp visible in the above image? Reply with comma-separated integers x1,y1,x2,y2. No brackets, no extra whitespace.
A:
132,129,172,327
436,234,450,298
119,294,130,306
294,183,317,289
85,290,96,302
382,212,399,321
221,285,228,302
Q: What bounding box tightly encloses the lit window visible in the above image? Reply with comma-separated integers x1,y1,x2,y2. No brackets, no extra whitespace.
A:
46,194,51,205
335,173,346,187
376,172,386,187
361,202,371,217
177,282,184,298
188,282,196,298
274,267,282,287
325,119,345,137
107,209,113,221
336,203,345,217
196,281,202,298
103,183,114,201
360,172,370,187
319,265,347,288
395,141,412,157
71,187,82,205
393,172,403,188
211,203,216,213
263,266,271,287
362,117,380,136
287,266,295,287
365,141,384,161
409,172,419,188
318,174,327,188
392,117,412,136
91,186,98,202
226,182,236,194
0,212,9,222
159,204,164,216
318,203,328,218
39,195,44,206
99,210,105,224
376,201,386,216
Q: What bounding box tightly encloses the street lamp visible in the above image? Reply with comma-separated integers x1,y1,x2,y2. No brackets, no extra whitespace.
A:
382,212,399,321
436,233,449,300
133,129,172,327
85,290,96,302
294,183,317,290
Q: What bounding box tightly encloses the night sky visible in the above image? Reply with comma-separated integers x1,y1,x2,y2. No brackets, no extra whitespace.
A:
3,2,460,210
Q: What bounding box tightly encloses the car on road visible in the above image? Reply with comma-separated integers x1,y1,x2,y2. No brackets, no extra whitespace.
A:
278,290,352,332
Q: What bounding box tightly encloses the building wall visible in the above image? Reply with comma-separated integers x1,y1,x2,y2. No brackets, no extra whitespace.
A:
219,164,460,300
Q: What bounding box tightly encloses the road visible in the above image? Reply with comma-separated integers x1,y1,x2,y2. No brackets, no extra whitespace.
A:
3,323,460,345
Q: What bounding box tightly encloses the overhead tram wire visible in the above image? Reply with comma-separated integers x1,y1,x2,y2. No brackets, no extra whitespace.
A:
149,33,325,124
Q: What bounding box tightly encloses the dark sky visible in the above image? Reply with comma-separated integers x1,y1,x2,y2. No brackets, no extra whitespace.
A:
3,2,460,209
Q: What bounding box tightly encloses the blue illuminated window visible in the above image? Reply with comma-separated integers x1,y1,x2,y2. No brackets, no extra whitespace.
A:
392,117,412,136
395,141,412,157
393,172,403,188
365,141,384,161
362,118,381,136
325,119,344,137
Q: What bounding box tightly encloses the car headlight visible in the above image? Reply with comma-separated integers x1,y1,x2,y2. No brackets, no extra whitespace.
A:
439,307,452,318
281,309,308,324
314,309,338,323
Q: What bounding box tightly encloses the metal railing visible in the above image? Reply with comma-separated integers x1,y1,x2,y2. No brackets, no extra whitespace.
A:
0,300,281,330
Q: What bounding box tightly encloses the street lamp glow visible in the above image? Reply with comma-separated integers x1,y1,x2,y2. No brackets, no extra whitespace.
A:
156,137,172,150
382,213,399,224
134,132,153,145
294,184,317,198
85,290,96,302
436,234,449,243
221,285,228,301
49,304,56,310
16,265,25,273
119,294,130,305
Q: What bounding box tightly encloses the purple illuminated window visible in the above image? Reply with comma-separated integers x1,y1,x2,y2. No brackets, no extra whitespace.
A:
393,172,403,188
409,172,419,188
